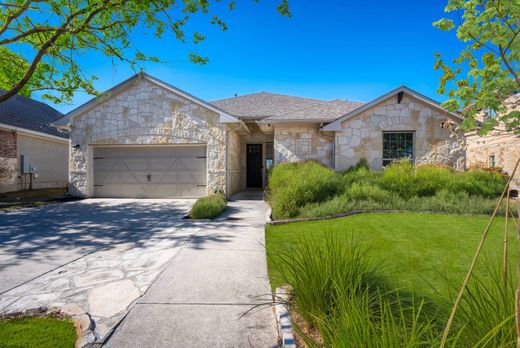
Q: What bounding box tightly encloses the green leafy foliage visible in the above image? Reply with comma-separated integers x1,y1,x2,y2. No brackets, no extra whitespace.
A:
272,234,443,347
433,0,520,134
267,160,340,218
0,0,291,104
266,217,518,346
268,160,507,219
189,193,227,219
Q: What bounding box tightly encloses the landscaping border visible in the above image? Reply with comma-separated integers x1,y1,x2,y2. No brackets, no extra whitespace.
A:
274,287,296,348
266,207,518,226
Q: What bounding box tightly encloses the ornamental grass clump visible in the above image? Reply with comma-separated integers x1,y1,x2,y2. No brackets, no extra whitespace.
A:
267,160,508,219
268,160,340,219
447,262,516,347
189,193,227,219
274,233,443,347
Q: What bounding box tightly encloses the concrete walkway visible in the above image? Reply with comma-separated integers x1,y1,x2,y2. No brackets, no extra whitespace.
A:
105,194,278,347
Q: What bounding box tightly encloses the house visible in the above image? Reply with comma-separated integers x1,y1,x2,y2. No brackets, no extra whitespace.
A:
0,92,69,193
465,93,520,187
54,73,465,198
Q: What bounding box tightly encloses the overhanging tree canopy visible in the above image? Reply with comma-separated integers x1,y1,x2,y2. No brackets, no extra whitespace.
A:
0,0,290,104
433,0,519,134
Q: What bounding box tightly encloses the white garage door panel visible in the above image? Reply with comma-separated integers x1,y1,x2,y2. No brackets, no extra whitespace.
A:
93,146,207,198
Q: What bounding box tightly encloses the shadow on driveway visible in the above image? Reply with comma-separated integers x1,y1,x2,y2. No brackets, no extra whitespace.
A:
0,199,247,293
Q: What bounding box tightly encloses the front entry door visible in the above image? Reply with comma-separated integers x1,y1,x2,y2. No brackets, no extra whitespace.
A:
246,144,263,188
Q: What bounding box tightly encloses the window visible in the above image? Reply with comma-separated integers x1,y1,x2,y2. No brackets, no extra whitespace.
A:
382,132,414,167
265,142,274,170
489,155,496,168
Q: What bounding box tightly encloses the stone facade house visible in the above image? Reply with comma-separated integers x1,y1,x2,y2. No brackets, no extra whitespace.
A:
0,92,69,193
55,73,465,198
465,93,520,187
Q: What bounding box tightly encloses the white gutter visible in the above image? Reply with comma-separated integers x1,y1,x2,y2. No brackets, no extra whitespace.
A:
0,123,69,143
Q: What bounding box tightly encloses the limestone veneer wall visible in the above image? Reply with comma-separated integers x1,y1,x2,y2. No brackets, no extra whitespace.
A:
467,93,520,186
334,94,465,171
226,128,242,194
466,133,520,187
69,78,228,197
274,124,333,168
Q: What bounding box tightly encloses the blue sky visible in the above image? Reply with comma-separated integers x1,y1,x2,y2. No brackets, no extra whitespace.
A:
39,0,463,113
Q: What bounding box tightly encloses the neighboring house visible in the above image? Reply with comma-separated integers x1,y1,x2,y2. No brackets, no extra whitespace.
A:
465,93,520,187
0,92,69,193
54,73,464,198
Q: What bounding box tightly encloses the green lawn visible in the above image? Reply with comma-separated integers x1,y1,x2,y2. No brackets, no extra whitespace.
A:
266,212,517,298
0,317,76,348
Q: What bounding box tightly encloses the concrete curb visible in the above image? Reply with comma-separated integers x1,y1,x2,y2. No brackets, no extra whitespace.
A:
274,287,296,348
266,206,273,223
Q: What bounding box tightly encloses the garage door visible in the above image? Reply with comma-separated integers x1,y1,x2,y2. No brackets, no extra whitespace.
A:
93,146,207,198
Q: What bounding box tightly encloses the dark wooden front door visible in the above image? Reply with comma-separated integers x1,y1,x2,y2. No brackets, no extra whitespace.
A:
246,144,263,188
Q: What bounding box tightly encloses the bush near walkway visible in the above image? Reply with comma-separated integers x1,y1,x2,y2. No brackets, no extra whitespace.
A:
190,193,227,219
267,160,508,219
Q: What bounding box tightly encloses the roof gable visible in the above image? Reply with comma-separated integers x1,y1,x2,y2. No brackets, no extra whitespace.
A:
321,86,463,131
54,73,237,127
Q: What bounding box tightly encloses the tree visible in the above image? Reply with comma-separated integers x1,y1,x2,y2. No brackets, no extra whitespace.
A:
0,0,290,104
433,0,519,134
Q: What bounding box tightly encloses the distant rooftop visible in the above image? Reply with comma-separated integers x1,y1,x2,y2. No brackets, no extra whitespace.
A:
0,91,68,138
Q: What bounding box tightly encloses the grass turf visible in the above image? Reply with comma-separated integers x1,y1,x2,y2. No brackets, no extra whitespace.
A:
266,212,518,298
0,317,76,348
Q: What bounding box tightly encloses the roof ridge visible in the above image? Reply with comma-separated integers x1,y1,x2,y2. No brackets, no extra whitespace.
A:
278,100,329,117
211,91,324,103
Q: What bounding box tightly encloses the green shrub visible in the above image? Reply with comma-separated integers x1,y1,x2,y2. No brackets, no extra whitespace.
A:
275,234,442,347
275,233,388,326
273,232,515,347
346,182,392,201
268,161,340,219
379,160,418,198
448,262,516,347
190,194,227,219
268,159,508,219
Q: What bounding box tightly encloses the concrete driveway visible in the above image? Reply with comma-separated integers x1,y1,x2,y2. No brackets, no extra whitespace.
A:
0,196,278,347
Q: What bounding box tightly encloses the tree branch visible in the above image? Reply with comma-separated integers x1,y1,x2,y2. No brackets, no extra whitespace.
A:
498,45,520,88
0,25,56,45
0,0,119,103
0,0,33,36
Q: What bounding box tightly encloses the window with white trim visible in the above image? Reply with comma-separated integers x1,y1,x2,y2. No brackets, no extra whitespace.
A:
382,132,414,167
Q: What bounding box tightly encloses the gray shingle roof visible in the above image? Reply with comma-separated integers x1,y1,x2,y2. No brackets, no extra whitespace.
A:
211,92,363,122
0,91,68,138
262,99,365,123
211,92,326,120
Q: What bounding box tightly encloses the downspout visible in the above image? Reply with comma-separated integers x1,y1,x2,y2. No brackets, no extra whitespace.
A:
318,123,335,169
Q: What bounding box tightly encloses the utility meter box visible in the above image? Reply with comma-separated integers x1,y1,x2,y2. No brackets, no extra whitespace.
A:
20,155,33,174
